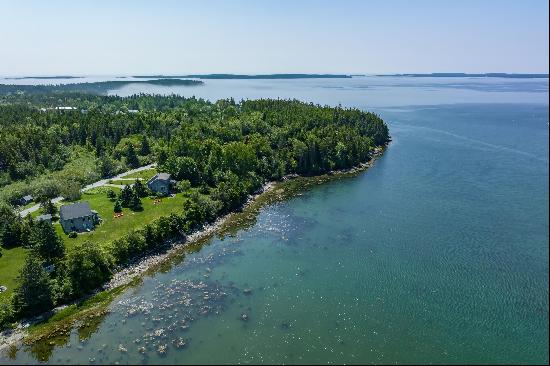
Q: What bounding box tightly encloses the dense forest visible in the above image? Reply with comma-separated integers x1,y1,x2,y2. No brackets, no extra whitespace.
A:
0,92,389,327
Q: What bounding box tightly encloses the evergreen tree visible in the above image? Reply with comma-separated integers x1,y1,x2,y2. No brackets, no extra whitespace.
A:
114,200,122,213
125,143,139,168
99,154,116,178
106,189,117,200
119,185,133,206
29,221,65,263
133,179,147,197
12,255,53,317
157,149,168,166
130,191,142,210
139,135,151,156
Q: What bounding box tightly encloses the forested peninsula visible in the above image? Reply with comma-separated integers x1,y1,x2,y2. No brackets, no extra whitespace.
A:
0,79,202,96
0,91,389,330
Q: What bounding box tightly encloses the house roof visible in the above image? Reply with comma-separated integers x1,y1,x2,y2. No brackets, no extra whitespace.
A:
148,173,171,183
22,195,33,201
60,202,93,221
36,214,52,221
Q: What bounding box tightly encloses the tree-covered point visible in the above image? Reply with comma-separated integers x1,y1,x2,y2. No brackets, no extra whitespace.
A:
0,93,389,326
0,93,389,205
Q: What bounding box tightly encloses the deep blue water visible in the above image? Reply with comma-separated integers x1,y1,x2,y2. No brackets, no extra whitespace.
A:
1,77,548,364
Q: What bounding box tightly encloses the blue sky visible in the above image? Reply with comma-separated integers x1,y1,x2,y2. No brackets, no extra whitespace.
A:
0,0,548,75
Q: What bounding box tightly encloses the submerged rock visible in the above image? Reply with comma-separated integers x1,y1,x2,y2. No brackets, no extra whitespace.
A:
172,337,187,349
157,344,168,355
240,313,249,321
280,321,291,330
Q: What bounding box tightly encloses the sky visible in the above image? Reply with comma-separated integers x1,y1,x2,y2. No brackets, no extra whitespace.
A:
0,0,548,76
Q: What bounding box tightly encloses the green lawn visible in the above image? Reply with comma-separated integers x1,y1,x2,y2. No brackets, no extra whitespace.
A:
60,187,185,250
120,168,157,180
1,186,185,305
0,247,27,304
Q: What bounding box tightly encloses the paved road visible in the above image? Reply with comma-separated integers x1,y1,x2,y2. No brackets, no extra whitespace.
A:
19,163,156,217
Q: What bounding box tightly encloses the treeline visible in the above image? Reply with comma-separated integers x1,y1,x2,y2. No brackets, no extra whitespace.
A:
1,94,389,205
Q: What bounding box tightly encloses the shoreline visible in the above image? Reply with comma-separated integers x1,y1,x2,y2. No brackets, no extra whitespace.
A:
0,146,385,353
103,180,277,290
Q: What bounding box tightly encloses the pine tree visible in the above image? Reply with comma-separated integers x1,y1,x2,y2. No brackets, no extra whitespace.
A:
114,200,122,213
130,191,142,210
139,135,151,156
120,185,133,206
29,221,65,263
125,144,139,168
12,255,53,317
107,189,117,200
133,179,147,197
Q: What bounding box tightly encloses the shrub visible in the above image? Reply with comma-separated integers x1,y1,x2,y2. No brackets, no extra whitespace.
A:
106,189,117,200
68,231,77,238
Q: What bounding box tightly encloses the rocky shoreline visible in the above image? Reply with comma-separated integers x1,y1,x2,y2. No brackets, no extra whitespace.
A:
105,146,384,290
104,181,276,290
0,146,385,353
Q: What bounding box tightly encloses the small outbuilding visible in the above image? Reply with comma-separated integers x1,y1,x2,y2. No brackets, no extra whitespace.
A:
18,195,33,206
59,202,100,233
36,214,53,224
147,173,175,195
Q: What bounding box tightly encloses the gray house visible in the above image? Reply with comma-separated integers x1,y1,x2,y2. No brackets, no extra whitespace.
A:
59,202,99,233
147,173,175,195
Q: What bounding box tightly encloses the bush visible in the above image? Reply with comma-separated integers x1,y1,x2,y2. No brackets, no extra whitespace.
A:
68,231,77,238
60,180,82,202
176,180,191,193
106,189,117,200
0,302,14,330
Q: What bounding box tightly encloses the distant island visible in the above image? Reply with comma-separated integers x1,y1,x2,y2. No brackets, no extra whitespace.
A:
132,74,352,79
378,73,549,79
4,76,84,80
0,79,203,95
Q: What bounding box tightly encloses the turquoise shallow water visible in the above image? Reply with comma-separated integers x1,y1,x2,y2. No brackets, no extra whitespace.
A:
1,78,548,364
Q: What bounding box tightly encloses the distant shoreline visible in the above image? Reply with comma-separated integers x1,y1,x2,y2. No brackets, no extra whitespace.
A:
4,76,84,80
132,74,353,79
0,79,203,95
377,73,549,79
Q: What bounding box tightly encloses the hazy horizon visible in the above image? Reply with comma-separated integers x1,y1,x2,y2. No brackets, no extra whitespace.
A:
1,0,548,76
2,72,549,78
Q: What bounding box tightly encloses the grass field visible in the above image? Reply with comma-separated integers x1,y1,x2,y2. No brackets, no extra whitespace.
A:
0,185,185,305
0,247,27,304
61,187,185,249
